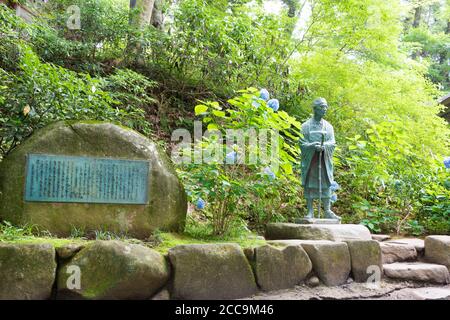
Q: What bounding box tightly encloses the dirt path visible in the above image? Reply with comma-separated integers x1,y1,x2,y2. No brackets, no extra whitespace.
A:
246,280,450,300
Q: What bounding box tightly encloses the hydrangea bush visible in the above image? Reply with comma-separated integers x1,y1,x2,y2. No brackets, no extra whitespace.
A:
342,121,450,235
177,88,303,235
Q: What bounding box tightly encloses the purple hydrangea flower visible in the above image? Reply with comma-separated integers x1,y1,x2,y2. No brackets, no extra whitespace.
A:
263,167,276,180
330,193,338,203
259,89,270,101
226,151,237,164
268,99,279,112
330,181,340,192
444,157,450,169
196,198,206,210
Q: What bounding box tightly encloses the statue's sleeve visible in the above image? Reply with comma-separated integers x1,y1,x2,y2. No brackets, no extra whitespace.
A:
300,122,315,185
323,124,336,153
300,123,314,149
323,123,335,183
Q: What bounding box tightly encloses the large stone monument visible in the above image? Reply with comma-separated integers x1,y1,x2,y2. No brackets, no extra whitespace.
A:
0,121,187,238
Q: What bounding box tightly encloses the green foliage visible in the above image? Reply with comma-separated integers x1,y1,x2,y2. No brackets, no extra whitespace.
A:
69,226,86,239
305,0,402,65
401,1,450,90
94,230,123,241
177,88,302,236
0,5,153,156
403,27,450,90
36,0,131,72
417,166,450,234
0,221,36,242
0,47,132,156
102,68,156,135
143,0,295,94
0,3,30,71
0,0,448,237
341,120,449,235
283,7,450,235
103,69,156,108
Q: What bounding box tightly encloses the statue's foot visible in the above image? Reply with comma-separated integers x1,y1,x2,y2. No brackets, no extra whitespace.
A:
325,210,341,220
305,211,314,219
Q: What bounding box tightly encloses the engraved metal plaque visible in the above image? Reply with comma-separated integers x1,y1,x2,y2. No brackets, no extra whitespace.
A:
24,154,149,204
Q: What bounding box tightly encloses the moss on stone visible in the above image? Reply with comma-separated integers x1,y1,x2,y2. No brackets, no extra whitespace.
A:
152,232,266,254
57,240,170,299
2,237,88,248
0,243,57,299
347,240,382,282
168,243,258,299
301,242,351,286
254,244,312,291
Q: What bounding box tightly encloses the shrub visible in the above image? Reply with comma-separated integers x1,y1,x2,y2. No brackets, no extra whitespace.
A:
177,88,302,235
0,47,150,157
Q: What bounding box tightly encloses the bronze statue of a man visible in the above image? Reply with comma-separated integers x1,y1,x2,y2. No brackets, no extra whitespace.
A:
300,98,340,220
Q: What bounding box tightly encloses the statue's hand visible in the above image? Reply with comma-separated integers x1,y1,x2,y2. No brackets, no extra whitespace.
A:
314,145,324,152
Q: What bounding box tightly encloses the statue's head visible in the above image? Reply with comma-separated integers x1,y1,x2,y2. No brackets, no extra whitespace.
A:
312,97,328,118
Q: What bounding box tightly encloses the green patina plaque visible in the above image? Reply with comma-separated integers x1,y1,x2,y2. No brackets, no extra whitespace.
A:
24,154,150,204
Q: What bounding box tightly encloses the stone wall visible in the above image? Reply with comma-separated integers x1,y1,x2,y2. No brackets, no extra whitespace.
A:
0,238,384,300
1,235,449,299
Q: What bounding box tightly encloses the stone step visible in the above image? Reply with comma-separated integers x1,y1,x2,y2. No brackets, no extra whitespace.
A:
268,239,382,285
383,262,450,284
380,242,417,264
294,218,340,225
424,236,450,271
385,238,425,256
371,234,391,242
396,287,450,300
267,240,350,286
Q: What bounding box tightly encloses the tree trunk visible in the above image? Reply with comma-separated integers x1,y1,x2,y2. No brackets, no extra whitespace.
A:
411,5,423,59
130,0,156,30
412,6,422,28
150,0,164,30
282,0,299,18
438,21,449,64
127,0,156,64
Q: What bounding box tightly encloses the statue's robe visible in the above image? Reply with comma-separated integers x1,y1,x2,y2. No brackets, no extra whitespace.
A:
300,118,335,199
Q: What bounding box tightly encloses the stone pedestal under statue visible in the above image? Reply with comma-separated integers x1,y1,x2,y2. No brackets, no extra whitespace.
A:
295,218,341,225
265,223,371,242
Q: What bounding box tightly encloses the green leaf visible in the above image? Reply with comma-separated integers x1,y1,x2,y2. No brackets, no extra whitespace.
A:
210,102,221,110
281,163,293,174
195,105,208,115
207,123,219,131
212,110,226,117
